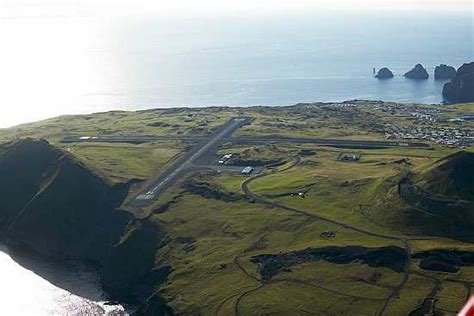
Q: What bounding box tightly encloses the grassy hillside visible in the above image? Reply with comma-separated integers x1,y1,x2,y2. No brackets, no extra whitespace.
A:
0,139,174,312
418,151,474,201
358,152,474,242
0,102,473,315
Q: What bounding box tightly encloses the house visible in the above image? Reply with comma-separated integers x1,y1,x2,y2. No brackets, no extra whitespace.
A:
242,166,254,175
338,153,361,162
218,154,233,164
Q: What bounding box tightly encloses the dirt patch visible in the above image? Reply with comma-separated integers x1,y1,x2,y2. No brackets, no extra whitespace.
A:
251,246,407,281
412,249,474,273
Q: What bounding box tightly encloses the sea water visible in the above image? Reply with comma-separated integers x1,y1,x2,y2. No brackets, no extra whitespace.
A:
0,245,126,315
0,11,472,127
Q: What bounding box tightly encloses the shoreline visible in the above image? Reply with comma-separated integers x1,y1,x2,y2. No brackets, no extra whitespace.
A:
0,99,452,130
0,236,133,315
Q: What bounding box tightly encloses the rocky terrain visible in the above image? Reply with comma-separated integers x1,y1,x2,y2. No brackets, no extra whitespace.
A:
0,139,172,315
251,246,407,281
434,64,457,80
404,64,429,79
375,67,394,79
443,62,474,103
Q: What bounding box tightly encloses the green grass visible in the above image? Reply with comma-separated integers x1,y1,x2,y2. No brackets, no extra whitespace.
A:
435,281,468,313
64,142,182,183
0,108,235,143
384,274,435,315
152,186,403,315
1,102,472,314
239,281,381,315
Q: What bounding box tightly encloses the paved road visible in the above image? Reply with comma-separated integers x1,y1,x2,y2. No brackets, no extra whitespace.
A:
63,119,431,213
62,135,431,149
228,136,431,149
124,117,250,211
61,135,204,144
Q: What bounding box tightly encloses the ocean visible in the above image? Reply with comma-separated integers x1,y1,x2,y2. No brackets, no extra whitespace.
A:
0,245,126,315
0,8,472,314
0,10,472,127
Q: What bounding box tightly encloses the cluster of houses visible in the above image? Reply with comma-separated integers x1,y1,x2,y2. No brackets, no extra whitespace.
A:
384,125,474,146
368,103,442,122
323,103,357,109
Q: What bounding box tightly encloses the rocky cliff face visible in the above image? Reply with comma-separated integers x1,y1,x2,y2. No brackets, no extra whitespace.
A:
404,64,429,79
375,67,394,79
0,139,131,261
0,139,172,314
443,62,474,103
434,64,456,80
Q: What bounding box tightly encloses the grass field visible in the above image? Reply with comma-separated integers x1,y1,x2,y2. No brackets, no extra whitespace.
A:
0,101,473,315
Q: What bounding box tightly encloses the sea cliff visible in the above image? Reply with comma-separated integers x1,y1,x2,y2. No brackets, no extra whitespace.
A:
0,139,171,315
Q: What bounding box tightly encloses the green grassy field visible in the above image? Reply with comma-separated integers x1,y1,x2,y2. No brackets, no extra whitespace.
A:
0,101,473,315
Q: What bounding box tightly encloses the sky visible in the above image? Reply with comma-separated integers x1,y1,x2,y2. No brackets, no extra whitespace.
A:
0,0,472,18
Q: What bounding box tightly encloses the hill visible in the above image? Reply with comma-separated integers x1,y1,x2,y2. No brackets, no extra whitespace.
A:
365,152,474,241
0,139,172,313
417,151,474,201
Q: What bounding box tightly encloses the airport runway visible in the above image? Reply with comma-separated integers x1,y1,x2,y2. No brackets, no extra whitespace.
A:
62,135,431,149
226,136,432,149
124,117,251,211
63,118,432,212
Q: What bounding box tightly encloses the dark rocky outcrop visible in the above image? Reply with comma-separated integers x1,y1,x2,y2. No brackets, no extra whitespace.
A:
183,180,241,202
404,64,429,79
443,62,474,103
251,246,407,281
0,139,131,261
375,67,394,79
412,249,474,273
0,139,173,315
434,64,456,80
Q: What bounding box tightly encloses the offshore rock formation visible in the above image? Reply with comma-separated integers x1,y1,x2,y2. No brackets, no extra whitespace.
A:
434,64,456,80
404,64,429,79
443,62,474,103
375,67,394,79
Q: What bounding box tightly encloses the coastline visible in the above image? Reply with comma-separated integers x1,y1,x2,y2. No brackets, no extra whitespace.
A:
0,239,130,315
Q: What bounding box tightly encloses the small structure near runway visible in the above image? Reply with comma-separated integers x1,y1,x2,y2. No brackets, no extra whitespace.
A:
241,166,255,175
338,153,361,162
218,154,233,164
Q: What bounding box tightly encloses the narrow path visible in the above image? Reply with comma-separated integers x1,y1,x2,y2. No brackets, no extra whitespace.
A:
234,285,265,316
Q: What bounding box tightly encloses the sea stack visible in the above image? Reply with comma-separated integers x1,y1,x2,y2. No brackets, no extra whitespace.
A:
375,68,394,79
434,64,457,80
443,62,474,103
404,64,429,79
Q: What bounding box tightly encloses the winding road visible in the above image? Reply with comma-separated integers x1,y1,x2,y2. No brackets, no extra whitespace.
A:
232,156,454,316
